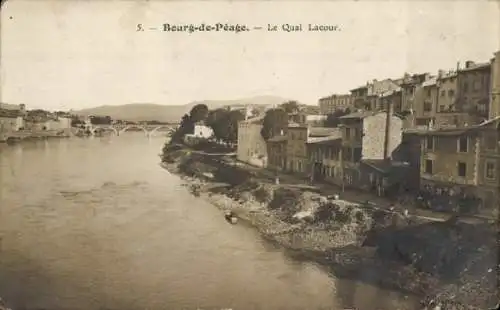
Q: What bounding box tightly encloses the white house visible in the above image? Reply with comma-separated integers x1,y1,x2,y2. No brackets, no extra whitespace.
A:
192,123,214,139
237,115,268,168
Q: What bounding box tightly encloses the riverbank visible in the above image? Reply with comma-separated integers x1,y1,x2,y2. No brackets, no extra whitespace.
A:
0,130,71,144
160,145,498,310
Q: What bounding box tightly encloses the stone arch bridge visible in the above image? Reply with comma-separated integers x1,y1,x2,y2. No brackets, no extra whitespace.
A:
85,124,178,137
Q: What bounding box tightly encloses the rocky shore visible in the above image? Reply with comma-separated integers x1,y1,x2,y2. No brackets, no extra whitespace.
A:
161,146,499,310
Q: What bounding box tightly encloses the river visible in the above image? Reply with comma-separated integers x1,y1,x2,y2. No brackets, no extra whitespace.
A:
0,133,419,310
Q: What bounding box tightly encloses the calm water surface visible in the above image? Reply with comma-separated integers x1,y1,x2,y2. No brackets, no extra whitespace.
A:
0,134,419,310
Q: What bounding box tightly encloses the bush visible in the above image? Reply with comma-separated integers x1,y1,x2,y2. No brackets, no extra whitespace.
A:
314,203,337,223
253,186,274,204
267,188,302,222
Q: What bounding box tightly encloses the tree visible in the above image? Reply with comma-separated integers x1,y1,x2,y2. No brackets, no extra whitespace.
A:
189,104,209,123
260,108,288,140
206,108,244,144
89,115,112,125
206,108,229,141
226,110,245,143
280,100,300,114
71,118,84,127
170,113,195,144
324,109,350,128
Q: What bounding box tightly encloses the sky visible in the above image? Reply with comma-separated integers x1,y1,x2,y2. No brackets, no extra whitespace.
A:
1,0,499,111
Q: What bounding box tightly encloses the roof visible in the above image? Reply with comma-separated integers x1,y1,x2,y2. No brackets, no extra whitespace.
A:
350,85,368,92
288,122,307,128
309,127,341,137
438,71,458,80
422,77,438,87
460,62,491,73
361,159,410,175
380,87,402,98
267,135,287,142
306,136,342,145
339,111,377,120
403,116,500,136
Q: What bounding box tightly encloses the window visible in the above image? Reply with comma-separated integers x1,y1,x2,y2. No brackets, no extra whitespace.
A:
425,136,434,150
353,147,362,162
484,191,495,209
439,105,445,112
345,127,351,139
448,89,455,97
440,90,445,97
424,159,433,174
427,88,431,97
457,161,467,177
463,82,468,92
458,136,468,153
342,147,352,161
485,161,496,179
355,128,362,140
484,134,497,150
424,102,432,112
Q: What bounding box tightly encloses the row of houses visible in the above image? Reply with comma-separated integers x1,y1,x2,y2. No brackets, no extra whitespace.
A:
237,106,499,216
0,103,72,135
319,51,500,131
236,51,500,216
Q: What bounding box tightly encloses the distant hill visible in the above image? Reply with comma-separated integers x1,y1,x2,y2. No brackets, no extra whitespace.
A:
72,95,294,122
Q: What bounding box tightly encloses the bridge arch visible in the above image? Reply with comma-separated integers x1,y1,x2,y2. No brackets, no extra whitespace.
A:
149,125,177,136
119,124,148,135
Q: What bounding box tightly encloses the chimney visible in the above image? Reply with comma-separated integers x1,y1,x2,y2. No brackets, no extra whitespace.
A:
465,61,474,69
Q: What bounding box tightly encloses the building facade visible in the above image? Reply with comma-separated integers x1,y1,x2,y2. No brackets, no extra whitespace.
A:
266,135,287,171
399,73,432,113
379,89,403,114
307,137,343,183
436,70,458,113
490,51,500,119
236,116,268,168
336,110,403,188
285,125,309,175
456,61,491,119
416,118,500,216
318,94,352,114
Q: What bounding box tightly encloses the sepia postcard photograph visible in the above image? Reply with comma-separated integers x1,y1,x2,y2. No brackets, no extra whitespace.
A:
0,0,499,309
